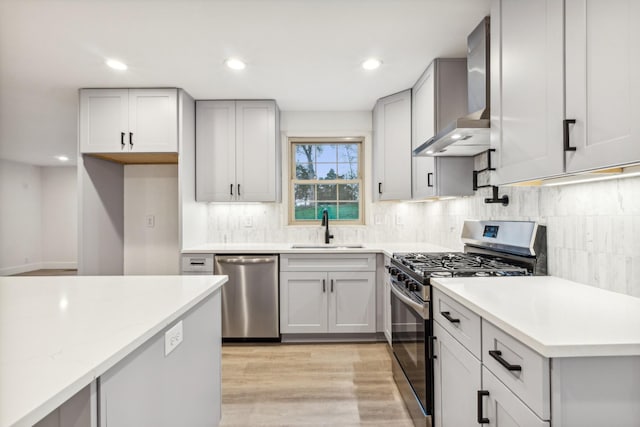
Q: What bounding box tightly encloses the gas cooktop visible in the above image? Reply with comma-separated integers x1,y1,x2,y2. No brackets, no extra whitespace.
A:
391,252,530,283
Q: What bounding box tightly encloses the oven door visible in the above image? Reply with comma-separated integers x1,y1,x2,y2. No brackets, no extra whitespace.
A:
391,281,432,416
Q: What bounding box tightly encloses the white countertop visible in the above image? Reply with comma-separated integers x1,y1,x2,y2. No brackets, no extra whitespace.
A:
0,275,227,427
182,242,455,258
431,276,640,358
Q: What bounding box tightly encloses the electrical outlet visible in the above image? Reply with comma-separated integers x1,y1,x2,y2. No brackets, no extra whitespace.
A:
374,215,383,225
395,214,404,225
145,215,155,228
164,321,183,356
242,216,253,227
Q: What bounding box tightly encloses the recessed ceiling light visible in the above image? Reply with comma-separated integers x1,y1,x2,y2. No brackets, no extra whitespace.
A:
225,58,246,70
54,155,69,162
106,59,128,71
426,150,434,154
362,58,382,70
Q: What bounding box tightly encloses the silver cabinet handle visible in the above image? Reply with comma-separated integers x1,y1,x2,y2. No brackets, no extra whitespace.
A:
322,279,326,293
216,257,276,265
390,282,429,320
330,279,334,293
189,258,207,265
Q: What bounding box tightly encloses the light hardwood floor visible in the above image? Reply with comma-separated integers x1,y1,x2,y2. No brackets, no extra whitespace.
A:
220,343,414,427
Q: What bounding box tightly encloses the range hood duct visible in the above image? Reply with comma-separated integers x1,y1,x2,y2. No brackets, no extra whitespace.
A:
413,17,490,157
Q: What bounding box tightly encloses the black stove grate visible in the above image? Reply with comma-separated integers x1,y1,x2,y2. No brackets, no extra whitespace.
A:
392,252,529,284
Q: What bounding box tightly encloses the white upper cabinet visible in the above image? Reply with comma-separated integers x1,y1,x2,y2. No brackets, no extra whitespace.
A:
490,0,564,184
565,0,640,173
412,63,437,199
492,0,640,184
235,101,279,202
80,88,178,154
412,59,474,198
373,90,412,201
196,100,279,203
196,101,237,202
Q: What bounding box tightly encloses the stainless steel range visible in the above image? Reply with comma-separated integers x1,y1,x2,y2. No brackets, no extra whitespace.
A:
389,220,547,427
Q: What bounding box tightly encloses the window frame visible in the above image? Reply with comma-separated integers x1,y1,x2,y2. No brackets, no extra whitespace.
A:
288,137,364,225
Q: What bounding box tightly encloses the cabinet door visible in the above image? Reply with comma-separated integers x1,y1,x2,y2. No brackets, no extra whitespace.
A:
373,90,412,201
412,63,436,199
328,271,376,333
235,100,277,202
433,321,481,427
128,89,178,153
565,0,640,172
434,157,474,197
79,89,129,153
490,0,564,184
280,272,328,333
481,367,549,427
195,100,236,202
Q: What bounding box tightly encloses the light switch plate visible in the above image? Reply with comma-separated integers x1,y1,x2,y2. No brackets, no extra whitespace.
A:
145,215,155,228
164,321,183,356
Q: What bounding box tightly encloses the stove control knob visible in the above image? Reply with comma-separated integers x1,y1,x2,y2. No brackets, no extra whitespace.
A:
397,273,406,282
403,279,413,290
389,267,399,276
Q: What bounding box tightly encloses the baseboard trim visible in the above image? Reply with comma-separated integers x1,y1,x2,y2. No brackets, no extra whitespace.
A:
281,332,385,343
1,261,78,276
1,262,44,276
41,261,78,270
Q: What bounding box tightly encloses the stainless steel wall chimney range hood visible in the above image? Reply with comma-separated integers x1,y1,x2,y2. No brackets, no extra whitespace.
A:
413,17,490,157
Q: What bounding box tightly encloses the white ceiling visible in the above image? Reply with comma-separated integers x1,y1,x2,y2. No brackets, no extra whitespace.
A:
0,0,490,166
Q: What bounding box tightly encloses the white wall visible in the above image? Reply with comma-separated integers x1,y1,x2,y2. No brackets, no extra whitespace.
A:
0,160,78,275
41,166,77,269
124,165,179,275
0,159,43,274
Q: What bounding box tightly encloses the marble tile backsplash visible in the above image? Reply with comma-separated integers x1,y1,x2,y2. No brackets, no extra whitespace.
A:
206,176,640,297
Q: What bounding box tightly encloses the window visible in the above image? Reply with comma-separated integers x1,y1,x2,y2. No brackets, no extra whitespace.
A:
290,138,363,224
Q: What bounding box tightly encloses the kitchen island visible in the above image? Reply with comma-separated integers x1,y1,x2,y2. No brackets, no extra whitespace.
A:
0,275,227,427
430,276,640,426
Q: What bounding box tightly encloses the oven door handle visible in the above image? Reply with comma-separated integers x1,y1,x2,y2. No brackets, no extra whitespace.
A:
390,282,429,319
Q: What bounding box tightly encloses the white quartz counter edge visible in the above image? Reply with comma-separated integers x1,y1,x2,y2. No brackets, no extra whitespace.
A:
182,242,455,258
1,276,227,427
430,276,640,358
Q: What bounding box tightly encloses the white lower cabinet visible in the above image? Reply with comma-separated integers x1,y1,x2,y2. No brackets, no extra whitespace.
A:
481,367,549,427
433,321,481,427
433,287,640,427
433,288,549,427
279,254,376,335
280,271,328,333
280,271,375,334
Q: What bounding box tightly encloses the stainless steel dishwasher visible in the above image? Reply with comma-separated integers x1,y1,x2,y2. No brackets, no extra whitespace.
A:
214,255,280,341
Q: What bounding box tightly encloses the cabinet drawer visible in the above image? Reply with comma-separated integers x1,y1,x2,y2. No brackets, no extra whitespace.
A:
181,254,214,274
481,366,549,427
280,254,375,272
482,320,550,420
433,289,481,358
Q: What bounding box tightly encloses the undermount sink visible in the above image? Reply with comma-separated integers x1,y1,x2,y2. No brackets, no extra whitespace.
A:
290,244,365,249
